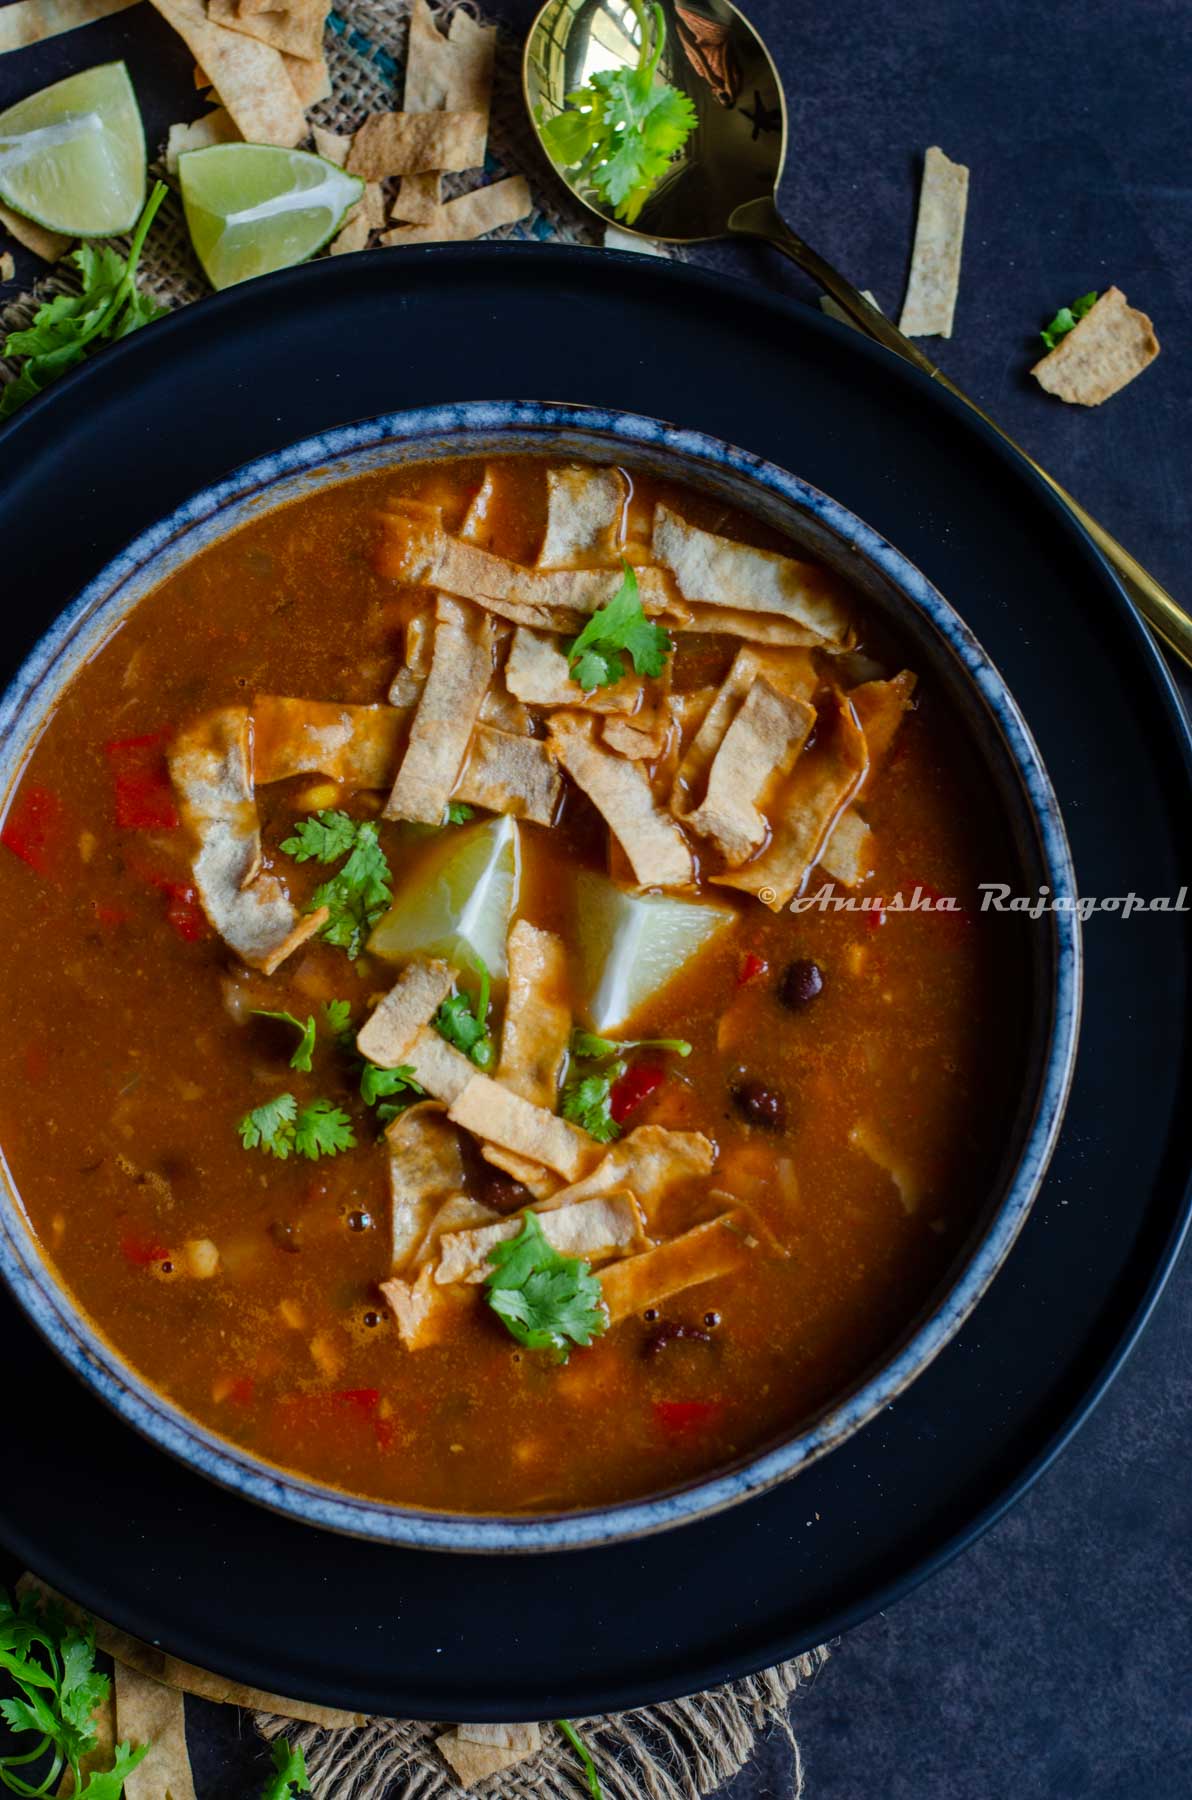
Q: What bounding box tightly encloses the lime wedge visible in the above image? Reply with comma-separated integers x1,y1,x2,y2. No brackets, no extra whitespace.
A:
576,871,736,1032
369,816,522,979
179,142,364,291
0,62,144,237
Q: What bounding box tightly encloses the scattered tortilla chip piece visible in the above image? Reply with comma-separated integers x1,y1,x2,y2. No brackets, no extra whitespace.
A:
114,1664,195,1800
411,1192,498,1268
819,287,881,329
0,0,140,52
386,1100,465,1271
816,806,873,887
538,464,627,568
0,201,70,260
390,172,441,223
357,958,454,1066
714,692,869,911
480,1144,561,1200
541,1126,715,1223
549,712,694,889
670,644,816,820
168,707,325,972
380,174,533,246
671,604,824,647
1031,285,1159,406
251,695,407,787
653,504,853,646
380,1261,459,1348
392,0,494,222
435,1192,644,1285
385,595,493,824
0,251,14,282
449,1073,598,1180
404,1025,476,1103
850,1120,921,1213
347,110,486,179
457,1722,543,1753
601,711,669,761
437,1726,541,1788
454,722,561,824
146,0,307,145
686,677,816,865
496,921,570,1106
504,626,640,713
329,183,384,254
435,532,669,620
207,0,325,60
600,1213,752,1323
165,106,239,173
898,145,968,338
312,123,351,165
282,46,329,104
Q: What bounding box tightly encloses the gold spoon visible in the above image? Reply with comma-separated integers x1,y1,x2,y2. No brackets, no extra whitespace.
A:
524,0,1192,669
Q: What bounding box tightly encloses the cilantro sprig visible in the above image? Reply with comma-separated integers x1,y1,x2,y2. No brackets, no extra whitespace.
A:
360,1061,424,1125
567,562,672,691
238,1092,355,1161
570,1030,691,1060
538,0,697,225
485,1212,608,1358
280,811,393,960
1040,290,1098,350
444,801,474,825
0,183,169,421
252,1009,317,1072
0,1587,148,1797
561,1061,626,1143
260,1737,310,1800
434,954,495,1069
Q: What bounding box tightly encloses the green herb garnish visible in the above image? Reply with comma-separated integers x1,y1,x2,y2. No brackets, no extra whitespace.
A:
485,1212,608,1357
538,0,697,226
567,563,672,691
0,1586,149,1797
324,998,354,1044
444,802,474,824
0,183,169,421
359,1061,424,1125
1040,290,1098,350
260,1737,311,1800
238,1093,355,1161
434,953,495,1069
280,810,393,960
560,1061,626,1143
556,1720,603,1800
570,1029,691,1060
252,1009,317,1072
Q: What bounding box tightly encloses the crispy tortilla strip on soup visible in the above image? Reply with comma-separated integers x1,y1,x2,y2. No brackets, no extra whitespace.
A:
0,452,1025,1515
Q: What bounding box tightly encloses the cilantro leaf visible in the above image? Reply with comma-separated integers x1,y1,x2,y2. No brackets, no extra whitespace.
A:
1040,290,1098,350
485,1212,608,1357
567,563,671,690
444,801,474,824
293,1099,355,1160
560,1061,626,1143
360,1061,424,1125
80,1744,153,1800
538,1,697,225
260,1737,311,1800
252,1010,317,1072
0,183,169,421
570,1030,691,1060
434,954,495,1069
280,812,393,960
238,1092,299,1158
239,1094,355,1160
325,998,354,1043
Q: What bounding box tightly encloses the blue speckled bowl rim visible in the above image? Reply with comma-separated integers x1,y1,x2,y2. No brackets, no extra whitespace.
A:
0,399,1081,1553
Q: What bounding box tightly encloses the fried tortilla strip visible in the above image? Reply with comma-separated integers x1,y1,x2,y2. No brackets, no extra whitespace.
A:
386,1101,465,1272
850,1120,921,1214
453,723,561,824
504,626,641,713
601,711,670,761
357,959,454,1067
600,1213,752,1324
816,807,873,887
385,595,493,823
168,708,325,973
207,0,324,60
714,692,869,911
1031,285,1160,406
330,180,386,254
541,1126,715,1224
817,671,916,885
312,123,351,165
671,604,825,647
405,1025,476,1103
478,675,532,736
449,1073,598,1181
165,105,238,173
252,696,407,788
411,1192,498,1267
347,110,487,179
538,464,627,567
495,921,570,1106
670,644,817,820
282,46,329,104
686,677,815,864
392,0,495,223
145,0,306,145
653,504,853,646
380,175,533,245
380,1261,468,1349
115,1663,196,1800
460,464,526,549
479,1145,561,1201
0,201,70,260
549,712,694,889
437,1725,541,1788
0,0,140,51
0,251,13,282
436,1193,645,1285
898,145,969,338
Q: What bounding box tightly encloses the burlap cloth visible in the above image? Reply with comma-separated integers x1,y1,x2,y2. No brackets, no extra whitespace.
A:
4,5,830,1791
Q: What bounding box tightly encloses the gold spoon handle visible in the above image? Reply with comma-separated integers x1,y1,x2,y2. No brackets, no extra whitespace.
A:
731,197,1192,670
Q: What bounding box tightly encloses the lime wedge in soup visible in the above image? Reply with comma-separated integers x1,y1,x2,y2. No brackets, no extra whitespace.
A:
179,142,364,291
369,815,522,979
0,62,145,236
576,871,736,1032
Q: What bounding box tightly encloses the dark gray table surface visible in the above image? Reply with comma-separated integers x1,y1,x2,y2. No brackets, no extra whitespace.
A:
1,1,1189,1796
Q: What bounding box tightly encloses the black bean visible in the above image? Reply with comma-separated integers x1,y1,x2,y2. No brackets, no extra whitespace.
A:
732,1078,787,1131
347,1210,373,1233
779,959,824,1010
704,1311,721,1329
363,1310,382,1329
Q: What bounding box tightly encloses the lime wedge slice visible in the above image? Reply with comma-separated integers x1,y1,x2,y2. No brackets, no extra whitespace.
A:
0,62,144,237
179,142,364,291
576,871,736,1032
368,816,522,979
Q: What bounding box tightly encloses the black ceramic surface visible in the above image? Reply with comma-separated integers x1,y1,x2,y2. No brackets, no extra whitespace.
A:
0,247,1188,1719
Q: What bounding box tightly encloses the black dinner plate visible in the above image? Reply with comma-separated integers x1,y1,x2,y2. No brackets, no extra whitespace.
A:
1,246,1189,1720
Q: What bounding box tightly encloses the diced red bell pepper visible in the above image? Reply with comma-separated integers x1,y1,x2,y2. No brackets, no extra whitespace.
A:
120,1232,171,1268
135,865,208,943
736,951,768,987
104,733,179,831
609,1062,666,1125
1,785,65,877
653,1399,722,1434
